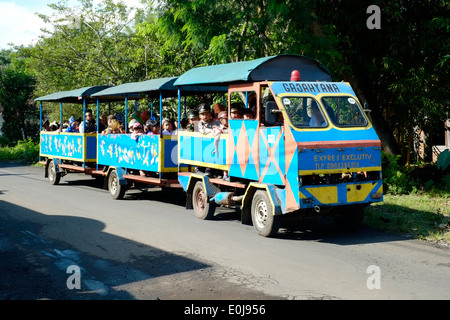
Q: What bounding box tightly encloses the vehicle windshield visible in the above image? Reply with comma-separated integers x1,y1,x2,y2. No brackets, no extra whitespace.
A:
281,96,368,129
281,97,327,128
321,96,368,127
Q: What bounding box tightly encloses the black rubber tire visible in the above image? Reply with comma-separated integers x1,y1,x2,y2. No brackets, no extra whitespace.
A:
108,169,126,200
48,160,61,185
251,190,280,237
192,181,216,220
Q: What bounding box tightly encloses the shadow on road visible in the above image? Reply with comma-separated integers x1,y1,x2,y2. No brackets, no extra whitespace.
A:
276,215,409,245
0,199,209,300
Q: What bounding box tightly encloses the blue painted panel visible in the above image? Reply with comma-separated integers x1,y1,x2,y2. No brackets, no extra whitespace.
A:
179,133,226,166
163,138,178,168
40,132,85,161
98,134,162,172
178,174,190,191
86,135,97,159
259,127,285,185
298,146,382,173
290,127,380,143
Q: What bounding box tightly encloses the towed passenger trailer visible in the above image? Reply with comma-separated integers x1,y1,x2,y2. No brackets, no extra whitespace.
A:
36,86,112,184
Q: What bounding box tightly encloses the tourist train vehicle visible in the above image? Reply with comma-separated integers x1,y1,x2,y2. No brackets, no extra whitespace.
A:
37,54,384,237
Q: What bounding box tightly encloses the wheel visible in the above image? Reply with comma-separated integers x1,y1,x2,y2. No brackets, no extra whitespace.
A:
251,190,280,237
334,205,365,231
192,181,216,220
108,169,126,200
47,160,61,185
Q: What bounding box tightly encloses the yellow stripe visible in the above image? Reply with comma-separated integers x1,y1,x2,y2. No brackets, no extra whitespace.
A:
179,159,228,171
39,154,96,162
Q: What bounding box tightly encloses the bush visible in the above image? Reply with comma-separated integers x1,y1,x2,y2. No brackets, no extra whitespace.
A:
382,152,418,195
0,138,39,164
0,135,12,147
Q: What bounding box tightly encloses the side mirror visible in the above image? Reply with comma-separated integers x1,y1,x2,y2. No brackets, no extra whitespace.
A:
363,102,371,113
265,101,279,125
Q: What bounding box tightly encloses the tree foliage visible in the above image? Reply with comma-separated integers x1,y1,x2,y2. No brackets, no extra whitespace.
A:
0,58,38,143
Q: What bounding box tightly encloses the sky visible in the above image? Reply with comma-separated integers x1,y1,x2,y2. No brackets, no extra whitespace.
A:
0,0,146,50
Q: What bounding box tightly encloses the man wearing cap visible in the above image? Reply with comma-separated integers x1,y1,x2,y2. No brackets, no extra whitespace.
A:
197,103,218,134
215,111,228,135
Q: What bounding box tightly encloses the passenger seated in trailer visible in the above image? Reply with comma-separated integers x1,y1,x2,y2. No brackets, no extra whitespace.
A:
50,121,59,131
102,119,121,135
128,119,138,133
197,104,219,134
172,117,187,135
186,111,199,132
79,111,97,133
179,117,188,131
61,122,69,132
161,118,174,135
131,122,144,141
42,120,51,131
66,116,79,133
145,119,160,135
213,103,226,120
115,113,125,126
212,111,229,181
102,114,117,134
98,114,108,133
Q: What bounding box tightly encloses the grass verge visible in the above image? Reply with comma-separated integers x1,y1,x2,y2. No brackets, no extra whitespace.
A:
365,194,450,245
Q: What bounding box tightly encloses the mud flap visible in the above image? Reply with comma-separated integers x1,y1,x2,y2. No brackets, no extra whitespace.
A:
53,158,64,174
115,167,128,185
242,183,283,219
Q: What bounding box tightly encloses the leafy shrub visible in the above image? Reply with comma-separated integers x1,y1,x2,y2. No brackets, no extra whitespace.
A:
0,135,11,147
0,138,39,164
382,152,418,195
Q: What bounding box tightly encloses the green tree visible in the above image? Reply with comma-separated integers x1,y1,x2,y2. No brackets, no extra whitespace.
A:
153,0,449,162
20,0,152,95
0,63,38,143
314,0,450,162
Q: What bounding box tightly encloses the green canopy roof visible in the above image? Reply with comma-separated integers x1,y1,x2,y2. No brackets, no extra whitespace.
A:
34,85,112,104
92,77,179,100
174,54,332,89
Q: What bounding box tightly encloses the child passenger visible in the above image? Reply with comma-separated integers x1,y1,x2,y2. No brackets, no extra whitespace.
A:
145,119,160,135
66,116,79,132
161,118,174,135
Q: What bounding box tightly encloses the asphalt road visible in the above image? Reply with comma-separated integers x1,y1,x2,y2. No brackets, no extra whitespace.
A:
1,162,449,302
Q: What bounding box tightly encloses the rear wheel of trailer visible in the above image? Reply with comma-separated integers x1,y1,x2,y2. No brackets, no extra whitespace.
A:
192,181,216,220
251,190,281,237
47,160,61,185
108,169,126,200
